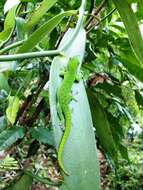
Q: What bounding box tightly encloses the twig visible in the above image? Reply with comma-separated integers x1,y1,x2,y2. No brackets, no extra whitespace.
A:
85,0,107,30
86,8,116,33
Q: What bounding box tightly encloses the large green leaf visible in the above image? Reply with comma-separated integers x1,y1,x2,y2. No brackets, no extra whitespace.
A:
18,10,76,53
23,0,57,32
0,127,24,151
30,127,55,146
49,29,100,190
87,89,118,162
113,0,143,65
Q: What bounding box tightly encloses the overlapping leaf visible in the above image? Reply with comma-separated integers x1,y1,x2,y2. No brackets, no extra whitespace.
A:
18,10,76,53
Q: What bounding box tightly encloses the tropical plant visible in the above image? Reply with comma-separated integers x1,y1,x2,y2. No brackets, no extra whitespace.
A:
0,0,143,189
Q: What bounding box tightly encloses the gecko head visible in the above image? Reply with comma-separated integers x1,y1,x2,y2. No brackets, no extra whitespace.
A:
67,56,80,71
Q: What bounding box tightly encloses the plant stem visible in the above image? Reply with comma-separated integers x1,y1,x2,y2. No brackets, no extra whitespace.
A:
87,8,116,33
85,0,107,30
0,50,61,61
0,40,25,55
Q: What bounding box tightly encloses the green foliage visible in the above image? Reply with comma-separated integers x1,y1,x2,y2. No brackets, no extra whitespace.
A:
11,174,33,190
0,0,143,189
30,126,55,146
107,134,143,190
0,155,19,171
0,6,16,47
23,0,58,33
0,127,24,151
18,10,76,53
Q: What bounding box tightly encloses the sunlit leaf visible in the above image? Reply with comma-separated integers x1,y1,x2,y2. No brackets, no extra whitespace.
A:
24,0,57,32
0,6,16,47
4,0,20,13
6,96,20,125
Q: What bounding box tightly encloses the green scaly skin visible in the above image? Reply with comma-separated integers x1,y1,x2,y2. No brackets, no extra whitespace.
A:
57,56,80,175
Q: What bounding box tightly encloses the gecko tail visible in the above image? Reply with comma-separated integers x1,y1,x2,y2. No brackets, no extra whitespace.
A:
58,151,69,175
58,110,71,175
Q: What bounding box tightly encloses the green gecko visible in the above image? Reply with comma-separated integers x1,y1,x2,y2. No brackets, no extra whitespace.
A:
57,56,80,175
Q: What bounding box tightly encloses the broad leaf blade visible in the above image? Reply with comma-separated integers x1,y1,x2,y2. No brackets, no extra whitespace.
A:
49,29,100,190
87,89,118,162
0,127,24,151
30,127,55,146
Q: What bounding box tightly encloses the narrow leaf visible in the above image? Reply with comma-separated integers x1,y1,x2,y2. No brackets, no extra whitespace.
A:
95,82,122,98
24,0,57,32
0,6,16,47
113,0,143,65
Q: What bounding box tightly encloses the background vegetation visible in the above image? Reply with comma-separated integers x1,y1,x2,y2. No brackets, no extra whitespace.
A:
0,0,143,189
